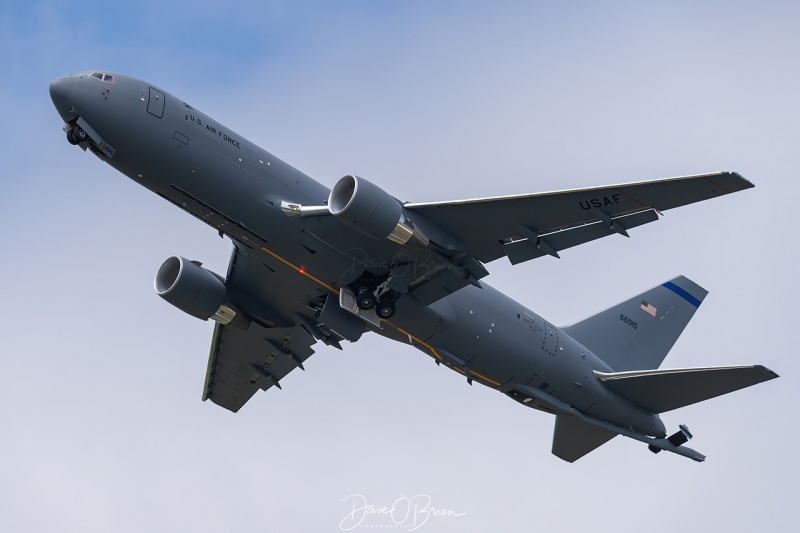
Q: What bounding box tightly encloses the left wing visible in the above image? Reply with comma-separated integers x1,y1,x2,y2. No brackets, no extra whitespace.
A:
405,171,753,264
293,172,751,307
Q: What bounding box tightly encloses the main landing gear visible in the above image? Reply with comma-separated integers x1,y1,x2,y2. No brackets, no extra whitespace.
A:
354,282,397,319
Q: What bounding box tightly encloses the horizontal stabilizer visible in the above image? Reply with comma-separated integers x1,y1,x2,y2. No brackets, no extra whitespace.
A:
552,414,617,462
644,436,705,462
595,365,779,413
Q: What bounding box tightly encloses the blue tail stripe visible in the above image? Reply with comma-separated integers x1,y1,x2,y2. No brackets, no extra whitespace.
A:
662,281,702,308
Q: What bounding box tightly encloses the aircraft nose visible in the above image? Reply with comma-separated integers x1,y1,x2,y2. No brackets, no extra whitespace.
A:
49,75,77,120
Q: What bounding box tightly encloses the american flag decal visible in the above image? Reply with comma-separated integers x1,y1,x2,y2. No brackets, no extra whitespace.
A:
640,300,657,317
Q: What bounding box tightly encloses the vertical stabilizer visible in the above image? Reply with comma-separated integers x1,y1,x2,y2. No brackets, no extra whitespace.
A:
562,276,707,371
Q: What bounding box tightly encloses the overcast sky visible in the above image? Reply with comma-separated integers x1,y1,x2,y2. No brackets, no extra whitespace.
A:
1,1,797,531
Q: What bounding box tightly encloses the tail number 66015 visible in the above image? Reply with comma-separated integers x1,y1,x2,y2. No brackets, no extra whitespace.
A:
620,314,638,330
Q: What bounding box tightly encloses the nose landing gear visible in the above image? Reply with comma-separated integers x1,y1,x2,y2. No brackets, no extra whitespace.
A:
66,125,88,145
62,120,116,158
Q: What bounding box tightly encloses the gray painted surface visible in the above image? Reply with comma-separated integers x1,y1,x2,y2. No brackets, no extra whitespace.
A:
49,70,775,462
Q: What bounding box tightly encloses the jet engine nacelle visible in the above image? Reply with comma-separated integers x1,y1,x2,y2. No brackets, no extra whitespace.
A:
154,256,248,329
329,175,429,247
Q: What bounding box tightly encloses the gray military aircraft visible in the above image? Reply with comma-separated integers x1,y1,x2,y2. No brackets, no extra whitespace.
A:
50,71,778,462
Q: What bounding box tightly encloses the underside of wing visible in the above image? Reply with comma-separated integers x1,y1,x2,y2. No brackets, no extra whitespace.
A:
271,172,751,310
202,321,317,412
201,242,367,412
405,171,753,264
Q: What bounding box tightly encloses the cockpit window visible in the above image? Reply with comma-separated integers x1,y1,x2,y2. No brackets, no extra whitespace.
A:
89,72,114,83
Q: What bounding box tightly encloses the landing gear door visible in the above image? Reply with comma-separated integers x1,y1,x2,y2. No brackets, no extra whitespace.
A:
147,87,165,118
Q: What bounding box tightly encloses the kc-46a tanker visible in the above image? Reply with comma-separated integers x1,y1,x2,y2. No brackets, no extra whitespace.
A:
50,71,778,462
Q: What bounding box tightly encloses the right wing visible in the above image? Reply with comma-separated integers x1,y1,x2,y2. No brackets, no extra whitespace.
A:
201,242,363,413
202,321,317,413
162,186,372,412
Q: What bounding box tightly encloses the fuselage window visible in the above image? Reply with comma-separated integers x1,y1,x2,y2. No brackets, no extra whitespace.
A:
91,72,103,80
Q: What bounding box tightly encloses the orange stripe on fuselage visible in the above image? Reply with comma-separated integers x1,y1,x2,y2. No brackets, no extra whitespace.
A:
261,246,340,295
259,245,502,387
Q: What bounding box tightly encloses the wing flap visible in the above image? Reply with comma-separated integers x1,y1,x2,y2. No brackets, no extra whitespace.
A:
503,208,659,265
594,365,779,413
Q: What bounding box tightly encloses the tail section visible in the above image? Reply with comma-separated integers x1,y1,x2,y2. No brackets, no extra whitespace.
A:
552,276,779,462
543,364,779,462
594,365,779,413
563,275,707,371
